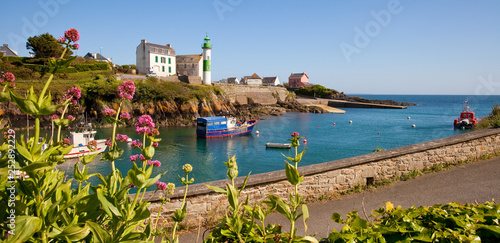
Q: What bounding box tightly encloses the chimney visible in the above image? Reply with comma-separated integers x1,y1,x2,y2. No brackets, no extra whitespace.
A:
141,39,147,44
166,44,171,48
3,44,7,47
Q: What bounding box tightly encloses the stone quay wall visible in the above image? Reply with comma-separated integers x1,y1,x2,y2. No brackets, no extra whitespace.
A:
215,84,289,105
144,128,500,228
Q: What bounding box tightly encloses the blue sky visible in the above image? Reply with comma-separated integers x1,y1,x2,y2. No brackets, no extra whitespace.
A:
1,0,499,95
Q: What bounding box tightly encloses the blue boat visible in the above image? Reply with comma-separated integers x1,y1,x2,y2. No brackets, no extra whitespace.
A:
196,116,258,138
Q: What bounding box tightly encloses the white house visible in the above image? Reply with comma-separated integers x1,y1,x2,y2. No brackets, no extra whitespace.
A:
262,76,280,86
136,39,176,77
241,73,262,86
83,52,112,63
0,44,18,57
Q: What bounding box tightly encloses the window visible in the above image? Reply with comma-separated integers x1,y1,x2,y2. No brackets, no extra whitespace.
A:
192,64,194,68
161,49,164,54
162,66,165,72
168,58,171,64
154,48,158,52
155,56,158,63
169,67,171,73
184,64,187,68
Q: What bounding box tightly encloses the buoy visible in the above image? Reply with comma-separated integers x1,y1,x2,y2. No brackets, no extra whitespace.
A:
377,132,380,134
349,120,353,124
318,125,320,127
303,139,307,145
256,131,259,135
333,123,336,126
412,124,416,128
408,116,411,120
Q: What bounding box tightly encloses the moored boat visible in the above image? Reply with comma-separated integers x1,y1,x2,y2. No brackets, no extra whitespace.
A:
454,100,478,130
265,143,291,149
196,116,258,138
65,130,107,159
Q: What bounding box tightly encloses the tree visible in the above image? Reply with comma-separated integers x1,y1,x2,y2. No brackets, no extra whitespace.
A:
26,33,73,58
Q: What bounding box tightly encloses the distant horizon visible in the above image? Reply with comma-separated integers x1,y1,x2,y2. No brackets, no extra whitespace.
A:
1,1,498,95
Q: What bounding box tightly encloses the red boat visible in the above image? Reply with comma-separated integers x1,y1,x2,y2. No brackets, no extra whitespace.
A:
454,101,478,129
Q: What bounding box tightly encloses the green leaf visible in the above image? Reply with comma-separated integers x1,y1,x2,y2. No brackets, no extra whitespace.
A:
331,213,343,224
87,221,112,243
9,216,42,243
142,145,155,160
96,188,122,217
206,184,227,194
81,153,99,165
132,202,151,222
55,224,90,241
127,163,146,188
16,140,33,162
302,204,310,233
285,162,300,185
298,235,319,243
10,90,39,115
0,91,10,102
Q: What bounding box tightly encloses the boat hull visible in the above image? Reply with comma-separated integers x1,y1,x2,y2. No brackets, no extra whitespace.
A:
197,119,258,138
64,139,107,159
265,143,291,149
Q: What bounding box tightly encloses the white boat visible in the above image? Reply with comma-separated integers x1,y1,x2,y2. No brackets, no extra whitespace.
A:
65,130,107,159
265,143,291,149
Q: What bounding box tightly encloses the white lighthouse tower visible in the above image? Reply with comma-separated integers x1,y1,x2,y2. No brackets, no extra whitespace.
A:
202,34,212,85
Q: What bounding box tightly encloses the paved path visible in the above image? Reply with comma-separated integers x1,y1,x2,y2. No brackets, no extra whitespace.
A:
179,157,500,242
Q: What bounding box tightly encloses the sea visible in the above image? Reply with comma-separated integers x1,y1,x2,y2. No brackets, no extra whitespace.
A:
56,95,500,189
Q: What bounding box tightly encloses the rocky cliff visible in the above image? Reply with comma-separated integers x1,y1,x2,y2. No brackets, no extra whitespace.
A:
0,85,320,129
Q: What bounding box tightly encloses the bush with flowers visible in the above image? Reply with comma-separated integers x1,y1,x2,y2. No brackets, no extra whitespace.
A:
0,28,191,242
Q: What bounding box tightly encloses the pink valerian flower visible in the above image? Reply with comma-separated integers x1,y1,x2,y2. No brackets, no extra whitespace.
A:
63,87,81,105
147,160,161,167
117,80,135,101
105,137,112,147
291,132,299,137
139,154,146,162
120,112,131,120
155,181,167,191
87,140,98,151
130,139,142,148
58,36,67,43
104,109,116,116
148,128,160,137
67,115,75,120
130,154,139,162
51,114,59,120
128,183,136,188
73,43,79,50
62,138,71,146
2,72,15,82
64,28,80,42
115,134,130,142
10,83,15,88
135,115,155,135
152,142,158,147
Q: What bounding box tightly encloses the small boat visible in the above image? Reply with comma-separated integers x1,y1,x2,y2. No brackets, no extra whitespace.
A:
65,128,107,159
196,116,258,138
454,100,478,130
265,143,291,149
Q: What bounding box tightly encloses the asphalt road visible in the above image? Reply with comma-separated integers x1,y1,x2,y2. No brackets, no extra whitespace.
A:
178,157,500,242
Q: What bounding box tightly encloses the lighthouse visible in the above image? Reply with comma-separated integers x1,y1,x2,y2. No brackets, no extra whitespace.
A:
202,34,212,85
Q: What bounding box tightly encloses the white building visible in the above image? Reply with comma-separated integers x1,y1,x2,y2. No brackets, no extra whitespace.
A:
262,76,280,86
227,77,239,84
0,44,18,57
241,73,262,86
136,39,176,77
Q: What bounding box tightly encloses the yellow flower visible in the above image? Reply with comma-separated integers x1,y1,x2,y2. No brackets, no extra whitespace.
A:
385,201,394,211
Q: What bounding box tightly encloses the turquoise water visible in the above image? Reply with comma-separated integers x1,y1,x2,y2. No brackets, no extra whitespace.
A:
58,95,500,188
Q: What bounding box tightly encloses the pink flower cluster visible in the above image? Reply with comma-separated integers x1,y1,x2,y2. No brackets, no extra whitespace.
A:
291,132,299,137
118,80,135,101
87,140,98,151
51,114,59,120
155,181,167,191
104,109,116,116
64,28,80,43
105,137,112,147
115,134,130,142
130,154,146,162
63,138,71,146
0,72,16,88
135,115,157,135
130,139,142,148
63,87,81,106
120,112,131,120
147,160,161,167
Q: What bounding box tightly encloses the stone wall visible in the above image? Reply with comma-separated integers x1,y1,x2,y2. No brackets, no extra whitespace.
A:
216,84,289,105
144,128,500,227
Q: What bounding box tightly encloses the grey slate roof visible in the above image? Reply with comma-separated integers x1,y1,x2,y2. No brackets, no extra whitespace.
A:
289,72,307,79
0,44,18,57
176,54,202,63
262,76,278,84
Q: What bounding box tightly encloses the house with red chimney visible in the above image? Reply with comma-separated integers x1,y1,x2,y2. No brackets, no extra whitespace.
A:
288,72,309,88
